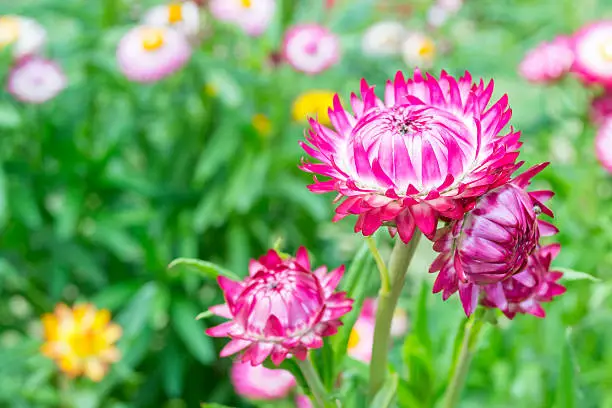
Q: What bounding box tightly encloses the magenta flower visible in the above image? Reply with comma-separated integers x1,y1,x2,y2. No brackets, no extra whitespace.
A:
206,247,352,366
209,0,275,37
116,25,191,83
300,70,522,243
519,36,574,83
283,24,340,74
590,89,612,125
7,57,66,104
571,21,612,86
230,361,296,400
481,244,566,319
429,164,557,316
596,118,612,173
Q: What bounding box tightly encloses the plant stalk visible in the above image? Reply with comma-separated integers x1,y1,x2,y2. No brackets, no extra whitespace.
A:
297,357,332,408
366,236,390,294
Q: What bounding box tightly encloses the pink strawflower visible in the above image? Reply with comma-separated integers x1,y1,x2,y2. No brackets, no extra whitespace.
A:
346,312,374,363
209,0,275,37
116,25,191,83
206,247,353,366
361,298,408,337
596,118,612,173
300,70,522,243
230,361,296,400
430,164,558,316
7,57,66,104
572,21,612,86
481,244,566,319
590,89,612,125
519,36,574,83
283,24,340,74
296,395,314,408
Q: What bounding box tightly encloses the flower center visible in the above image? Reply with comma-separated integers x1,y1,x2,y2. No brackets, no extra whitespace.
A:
347,328,360,349
68,328,104,358
304,42,319,55
141,28,165,51
418,38,436,58
167,3,183,23
241,0,253,8
600,42,612,61
0,17,20,48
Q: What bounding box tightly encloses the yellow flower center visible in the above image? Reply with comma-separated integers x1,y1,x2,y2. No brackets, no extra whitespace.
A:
0,16,20,48
418,38,436,58
168,3,183,24
241,0,253,8
141,27,165,51
601,42,612,61
347,328,360,349
252,113,272,136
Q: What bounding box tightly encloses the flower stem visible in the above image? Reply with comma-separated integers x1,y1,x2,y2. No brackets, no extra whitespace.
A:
297,356,331,408
367,236,390,294
442,308,487,408
368,232,422,400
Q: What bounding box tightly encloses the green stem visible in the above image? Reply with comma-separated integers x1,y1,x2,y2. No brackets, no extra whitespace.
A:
368,232,422,400
366,236,390,294
297,357,331,408
442,308,487,408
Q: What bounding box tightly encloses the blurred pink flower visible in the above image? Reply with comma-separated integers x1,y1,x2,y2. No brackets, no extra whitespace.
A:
296,395,314,408
206,247,353,366
142,1,201,40
361,298,408,337
572,21,612,86
481,244,566,319
116,25,191,83
209,0,275,37
7,57,66,103
283,24,340,74
300,70,522,243
346,312,374,363
519,36,574,83
596,118,612,173
590,89,612,125
230,361,296,400
430,164,557,316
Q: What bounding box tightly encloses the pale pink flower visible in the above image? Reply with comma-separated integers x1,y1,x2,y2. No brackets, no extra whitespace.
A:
590,89,612,125
300,70,522,243
116,25,191,83
361,21,407,57
596,118,612,173
230,361,296,400
209,0,275,37
7,57,66,103
206,247,353,366
0,16,46,58
519,36,574,83
361,298,408,337
142,2,201,40
346,313,374,363
572,21,612,86
296,395,314,408
283,24,340,74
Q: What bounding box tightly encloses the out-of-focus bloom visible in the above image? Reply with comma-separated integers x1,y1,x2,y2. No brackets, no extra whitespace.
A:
427,6,450,28
572,21,612,86
401,32,436,68
283,24,340,75
438,0,463,13
347,313,374,363
252,113,272,136
300,70,522,243
596,118,612,173
41,303,122,381
481,244,566,318
430,164,557,316
116,25,191,83
0,16,46,58
519,37,574,83
590,89,612,125
361,21,407,57
142,1,201,39
360,298,408,337
209,0,275,37
206,247,353,366
231,361,296,400
292,90,336,126
296,395,314,408
7,57,66,103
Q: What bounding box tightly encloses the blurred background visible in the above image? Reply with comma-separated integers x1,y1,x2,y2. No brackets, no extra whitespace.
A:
0,0,611,407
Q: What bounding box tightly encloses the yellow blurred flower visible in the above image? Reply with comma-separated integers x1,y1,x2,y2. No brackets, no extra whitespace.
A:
292,90,336,126
41,303,122,382
252,113,272,137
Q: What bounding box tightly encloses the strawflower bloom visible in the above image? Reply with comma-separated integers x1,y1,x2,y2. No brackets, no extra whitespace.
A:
116,25,191,83
209,0,275,37
572,21,612,86
430,164,558,316
347,311,375,363
590,89,612,125
206,247,353,366
300,70,522,243
41,303,122,381
142,1,201,40
518,36,574,83
481,244,566,318
7,57,66,104
0,15,46,58
361,21,407,57
401,32,436,68
283,24,340,75
596,118,612,173
230,361,296,400
296,395,314,408
292,90,336,126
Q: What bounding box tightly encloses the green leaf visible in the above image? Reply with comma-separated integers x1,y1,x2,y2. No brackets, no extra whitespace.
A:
92,281,141,312
201,403,236,408
263,358,309,395
116,282,158,340
161,335,186,397
369,372,398,408
401,335,434,406
554,332,577,408
556,268,600,282
168,258,239,280
0,163,7,228
171,298,216,365
312,339,336,390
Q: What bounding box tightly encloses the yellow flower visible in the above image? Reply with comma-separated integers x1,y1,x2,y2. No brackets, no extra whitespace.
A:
41,303,122,382
252,113,272,137
292,90,336,126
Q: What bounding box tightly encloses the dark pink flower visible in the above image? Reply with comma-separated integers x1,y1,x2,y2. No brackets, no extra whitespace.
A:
596,118,612,173
300,70,522,243
519,36,574,83
590,89,612,125
206,248,352,366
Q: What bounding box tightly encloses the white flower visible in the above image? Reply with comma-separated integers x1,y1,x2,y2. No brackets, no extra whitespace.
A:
0,16,46,58
142,2,201,39
361,21,406,57
401,32,436,68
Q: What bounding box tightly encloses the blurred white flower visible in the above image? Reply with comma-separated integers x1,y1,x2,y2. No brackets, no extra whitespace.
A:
142,2,201,40
427,5,450,28
401,32,436,68
0,15,46,58
438,0,462,13
209,0,275,37
7,57,66,104
361,21,406,57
